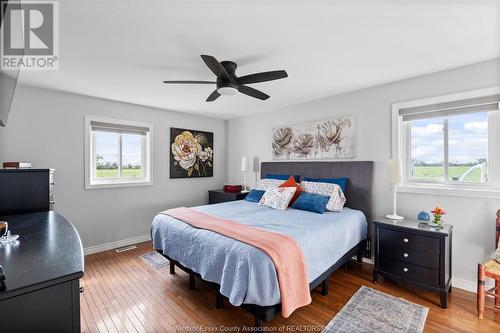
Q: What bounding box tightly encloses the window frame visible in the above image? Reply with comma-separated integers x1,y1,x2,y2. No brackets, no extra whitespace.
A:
392,87,500,199
85,115,153,190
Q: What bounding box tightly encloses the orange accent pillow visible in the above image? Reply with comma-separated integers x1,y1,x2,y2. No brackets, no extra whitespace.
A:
279,176,302,206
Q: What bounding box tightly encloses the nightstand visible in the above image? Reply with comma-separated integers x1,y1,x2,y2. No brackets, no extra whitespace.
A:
208,189,248,204
372,218,453,308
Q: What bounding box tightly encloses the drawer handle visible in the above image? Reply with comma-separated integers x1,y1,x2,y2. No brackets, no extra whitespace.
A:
403,253,409,258
403,267,408,273
403,238,409,243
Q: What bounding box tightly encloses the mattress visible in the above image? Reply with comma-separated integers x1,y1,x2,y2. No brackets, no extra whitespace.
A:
151,200,367,306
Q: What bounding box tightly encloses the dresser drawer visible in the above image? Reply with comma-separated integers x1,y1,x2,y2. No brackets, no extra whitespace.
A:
379,256,440,287
380,243,439,269
379,227,440,253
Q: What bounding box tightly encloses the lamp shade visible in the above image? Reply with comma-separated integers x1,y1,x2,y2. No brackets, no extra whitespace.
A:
241,156,248,172
387,159,401,184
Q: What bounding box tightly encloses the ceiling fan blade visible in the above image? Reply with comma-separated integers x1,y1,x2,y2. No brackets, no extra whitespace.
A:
200,55,230,81
237,70,288,84
206,90,221,102
163,80,215,84
238,85,270,100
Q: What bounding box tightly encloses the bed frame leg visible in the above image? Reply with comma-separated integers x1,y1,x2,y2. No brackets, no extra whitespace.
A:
322,278,329,296
189,273,195,290
356,252,363,263
169,260,175,274
216,292,223,309
254,317,263,328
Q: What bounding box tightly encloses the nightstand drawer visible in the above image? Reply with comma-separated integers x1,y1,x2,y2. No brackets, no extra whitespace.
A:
208,190,248,204
379,227,440,253
209,192,232,204
379,256,440,287
379,244,439,269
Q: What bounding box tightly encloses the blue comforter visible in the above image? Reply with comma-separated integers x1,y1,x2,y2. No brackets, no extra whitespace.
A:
151,200,366,306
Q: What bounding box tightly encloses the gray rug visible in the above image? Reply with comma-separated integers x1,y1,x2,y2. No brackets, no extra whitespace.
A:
140,251,170,269
322,286,428,333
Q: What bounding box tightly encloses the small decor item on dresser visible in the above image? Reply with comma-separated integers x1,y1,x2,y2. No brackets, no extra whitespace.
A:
429,207,446,228
0,221,7,237
0,221,18,244
417,211,431,224
223,184,242,193
3,161,32,169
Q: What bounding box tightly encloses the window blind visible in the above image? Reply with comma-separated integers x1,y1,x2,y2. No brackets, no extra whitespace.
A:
90,121,150,136
399,94,500,121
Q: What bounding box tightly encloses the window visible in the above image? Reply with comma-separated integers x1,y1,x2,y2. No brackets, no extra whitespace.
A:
393,88,500,197
85,116,153,189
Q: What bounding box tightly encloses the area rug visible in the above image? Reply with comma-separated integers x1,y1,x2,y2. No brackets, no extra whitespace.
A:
322,286,428,333
140,251,170,269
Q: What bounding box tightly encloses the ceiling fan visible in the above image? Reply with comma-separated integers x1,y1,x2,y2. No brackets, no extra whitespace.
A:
163,55,288,102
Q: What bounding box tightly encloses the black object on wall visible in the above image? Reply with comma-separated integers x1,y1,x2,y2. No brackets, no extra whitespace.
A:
0,169,55,216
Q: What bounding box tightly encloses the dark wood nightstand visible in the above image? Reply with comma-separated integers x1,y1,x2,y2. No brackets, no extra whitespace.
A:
372,218,453,308
208,189,248,204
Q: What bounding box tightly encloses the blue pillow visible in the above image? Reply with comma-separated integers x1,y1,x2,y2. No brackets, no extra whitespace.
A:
265,173,300,182
292,192,330,214
245,189,266,203
302,177,348,193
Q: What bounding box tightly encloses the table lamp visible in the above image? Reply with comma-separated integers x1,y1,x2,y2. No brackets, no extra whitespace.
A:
386,159,404,220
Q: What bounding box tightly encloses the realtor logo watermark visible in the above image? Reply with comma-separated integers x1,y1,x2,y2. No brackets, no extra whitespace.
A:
1,0,59,70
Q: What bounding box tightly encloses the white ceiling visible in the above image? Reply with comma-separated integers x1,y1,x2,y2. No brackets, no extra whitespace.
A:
17,0,500,119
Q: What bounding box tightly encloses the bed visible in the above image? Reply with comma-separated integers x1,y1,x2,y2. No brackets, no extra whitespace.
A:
152,161,374,326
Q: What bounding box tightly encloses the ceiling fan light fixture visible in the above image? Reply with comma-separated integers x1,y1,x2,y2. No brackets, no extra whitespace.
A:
217,86,238,95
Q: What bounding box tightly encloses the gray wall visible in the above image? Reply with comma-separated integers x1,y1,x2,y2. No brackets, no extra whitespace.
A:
226,58,500,290
0,85,226,249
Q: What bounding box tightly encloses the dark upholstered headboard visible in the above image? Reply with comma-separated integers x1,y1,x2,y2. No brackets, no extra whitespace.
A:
261,161,374,223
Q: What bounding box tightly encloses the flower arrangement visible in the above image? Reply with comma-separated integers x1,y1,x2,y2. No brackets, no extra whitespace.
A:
430,207,447,227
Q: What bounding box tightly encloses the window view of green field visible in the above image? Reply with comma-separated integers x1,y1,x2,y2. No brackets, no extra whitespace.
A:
412,164,484,182
94,131,143,179
410,112,488,183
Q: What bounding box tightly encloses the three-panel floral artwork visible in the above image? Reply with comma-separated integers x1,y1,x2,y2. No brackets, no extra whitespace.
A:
272,115,356,160
170,128,214,178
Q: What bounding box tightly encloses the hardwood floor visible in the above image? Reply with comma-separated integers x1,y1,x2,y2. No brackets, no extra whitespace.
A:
81,241,500,333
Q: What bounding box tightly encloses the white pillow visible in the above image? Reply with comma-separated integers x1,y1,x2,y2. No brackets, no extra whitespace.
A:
300,181,346,212
258,187,296,210
255,178,284,190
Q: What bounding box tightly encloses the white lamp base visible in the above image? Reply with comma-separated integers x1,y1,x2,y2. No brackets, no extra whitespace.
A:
385,214,404,220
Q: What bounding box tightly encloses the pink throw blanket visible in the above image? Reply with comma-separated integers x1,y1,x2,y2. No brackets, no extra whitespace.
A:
161,207,312,318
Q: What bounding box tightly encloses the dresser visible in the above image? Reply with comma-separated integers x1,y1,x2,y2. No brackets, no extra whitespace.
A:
372,218,453,308
0,169,55,215
0,212,84,332
208,189,248,204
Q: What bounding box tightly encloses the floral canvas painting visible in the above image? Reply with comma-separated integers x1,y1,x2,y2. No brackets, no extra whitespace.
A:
272,115,355,160
170,128,213,178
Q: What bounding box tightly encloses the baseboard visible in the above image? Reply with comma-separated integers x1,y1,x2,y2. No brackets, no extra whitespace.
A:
451,276,493,293
84,234,151,255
